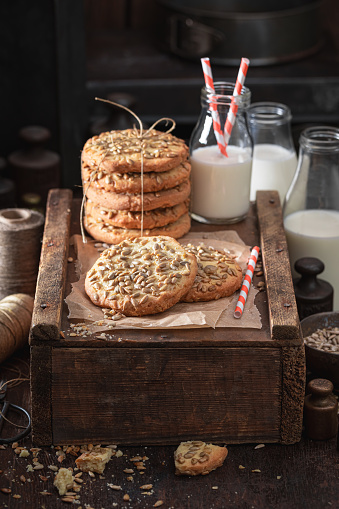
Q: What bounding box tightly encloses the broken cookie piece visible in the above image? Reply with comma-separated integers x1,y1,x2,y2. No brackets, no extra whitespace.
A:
75,447,112,474
53,467,74,496
174,441,228,476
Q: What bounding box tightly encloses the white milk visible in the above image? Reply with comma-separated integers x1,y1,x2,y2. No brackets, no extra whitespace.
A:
284,209,339,310
250,144,297,203
190,145,252,223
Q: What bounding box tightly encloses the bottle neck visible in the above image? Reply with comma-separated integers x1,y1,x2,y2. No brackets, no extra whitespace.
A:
201,82,251,110
247,102,292,127
299,126,339,153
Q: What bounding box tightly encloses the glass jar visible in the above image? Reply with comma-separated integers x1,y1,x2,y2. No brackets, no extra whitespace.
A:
189,82,252,224
283,126,339,310
247,102,297,204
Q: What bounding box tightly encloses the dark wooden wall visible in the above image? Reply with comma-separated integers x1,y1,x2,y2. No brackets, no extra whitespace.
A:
0,2,58,157
0,0,88,190
84,0,158,31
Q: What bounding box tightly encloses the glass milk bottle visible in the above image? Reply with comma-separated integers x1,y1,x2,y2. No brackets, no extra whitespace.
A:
283,126,339,310
247,102,297,204
190,82,252,224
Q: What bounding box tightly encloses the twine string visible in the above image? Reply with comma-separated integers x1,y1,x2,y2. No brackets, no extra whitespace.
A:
0,371,30,430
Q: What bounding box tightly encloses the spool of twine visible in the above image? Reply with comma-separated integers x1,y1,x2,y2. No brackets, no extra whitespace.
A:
0,293,34,364
0,208,44,299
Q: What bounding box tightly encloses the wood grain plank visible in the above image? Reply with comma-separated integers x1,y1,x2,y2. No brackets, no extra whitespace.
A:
51,347,282,445
30,345,53,445
256,190,300,340
280,345,306,444
30,189,73,342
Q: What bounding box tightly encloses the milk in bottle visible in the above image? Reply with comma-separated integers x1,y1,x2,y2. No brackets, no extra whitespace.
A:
190,82,252,224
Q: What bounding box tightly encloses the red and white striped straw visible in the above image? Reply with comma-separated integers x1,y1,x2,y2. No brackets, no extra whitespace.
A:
224,58,250,148
234,245,260,319
200,57,227,157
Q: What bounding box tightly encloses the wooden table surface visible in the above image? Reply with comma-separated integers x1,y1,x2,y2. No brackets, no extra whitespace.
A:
0,350,338,509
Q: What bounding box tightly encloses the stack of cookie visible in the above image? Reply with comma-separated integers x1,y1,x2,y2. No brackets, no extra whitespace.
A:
81,128,191,244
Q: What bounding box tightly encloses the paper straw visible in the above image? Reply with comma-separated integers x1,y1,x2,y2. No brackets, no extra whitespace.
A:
234,245,260,319
224,58,250,149
200,57,227,157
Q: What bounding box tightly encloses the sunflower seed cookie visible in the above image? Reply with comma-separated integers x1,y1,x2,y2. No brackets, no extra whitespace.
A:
85,199,189,230
180,243,243,302
84,212,191,244
82,128,189,173
82,160,191,194
85,178,191,212
85,236,198,316
174,441,228,476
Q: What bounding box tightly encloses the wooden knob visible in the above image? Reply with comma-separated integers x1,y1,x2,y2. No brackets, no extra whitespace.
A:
295,257,324,277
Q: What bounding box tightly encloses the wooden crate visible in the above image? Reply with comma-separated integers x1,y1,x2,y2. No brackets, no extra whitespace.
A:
29,189,305,446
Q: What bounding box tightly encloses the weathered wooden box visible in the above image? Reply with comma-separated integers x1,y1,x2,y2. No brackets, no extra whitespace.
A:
29,189,305,446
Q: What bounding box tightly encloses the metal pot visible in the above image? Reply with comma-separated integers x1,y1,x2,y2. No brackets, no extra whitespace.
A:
156,0,324,66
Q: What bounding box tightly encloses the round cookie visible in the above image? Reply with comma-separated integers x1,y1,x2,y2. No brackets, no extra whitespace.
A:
85,199,189,229
82,161,191,194
84,236,198,316
85,179,191,212
84,212,191,244
180,243,243,303
82,128,189,173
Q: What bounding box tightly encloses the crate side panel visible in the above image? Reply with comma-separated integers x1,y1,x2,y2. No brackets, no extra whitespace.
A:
30,345,52,445
51,347,282,445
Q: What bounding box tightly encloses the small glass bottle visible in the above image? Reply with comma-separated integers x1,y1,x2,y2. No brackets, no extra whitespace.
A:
283,127,339,310
189,82,252,224
247,102,297,204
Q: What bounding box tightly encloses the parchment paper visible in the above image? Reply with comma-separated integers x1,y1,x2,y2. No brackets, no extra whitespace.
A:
65,231,262,331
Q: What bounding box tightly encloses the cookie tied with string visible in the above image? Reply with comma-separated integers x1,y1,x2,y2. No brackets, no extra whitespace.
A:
84,236,198,316
84,212,191,245
82,128,189,173
85,179,191,212
85,199,189,230
81,160,191,194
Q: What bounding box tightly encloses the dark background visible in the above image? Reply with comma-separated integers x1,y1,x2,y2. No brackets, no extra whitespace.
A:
1,0,339,191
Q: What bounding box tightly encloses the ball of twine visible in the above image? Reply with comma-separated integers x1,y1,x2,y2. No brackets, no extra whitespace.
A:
0,209,44,299
0,293,34,364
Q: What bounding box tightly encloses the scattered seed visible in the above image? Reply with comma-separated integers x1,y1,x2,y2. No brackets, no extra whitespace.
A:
33,463,44,470
108,484,122,491
254,444,265,449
